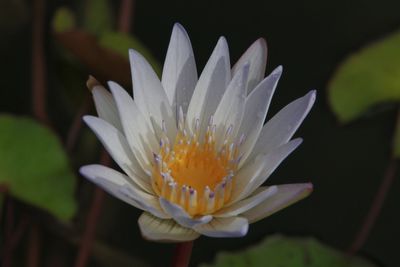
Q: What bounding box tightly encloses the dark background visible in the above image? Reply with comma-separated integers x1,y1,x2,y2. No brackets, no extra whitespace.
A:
1,0,400,266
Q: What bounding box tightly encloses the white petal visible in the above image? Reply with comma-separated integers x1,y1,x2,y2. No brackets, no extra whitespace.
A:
193,217,249,238
80,165,169,219
162,23,198,117
249,90,316,159
138,212,200,242
186,37,231,137
92,86,123,132
241,183,313,223
232,38,268,93
83,116,152,193
159,198,212,228
232,138,302,202
237,66,282,167
213,63,249,147
129,50,177,141
109,81,158,168
80,164,144,210
214,186,277,217
120,186,170,219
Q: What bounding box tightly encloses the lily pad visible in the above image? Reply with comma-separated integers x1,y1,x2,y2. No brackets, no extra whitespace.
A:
0,115,76,220
328,30,400,123
200,235,377,267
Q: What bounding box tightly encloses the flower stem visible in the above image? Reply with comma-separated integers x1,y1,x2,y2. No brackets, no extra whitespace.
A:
348,109,400,254
26,223,41,267
118,0,135,33
32,0,48,125
172,241,194,267
74,151,110,267
65,94,92,153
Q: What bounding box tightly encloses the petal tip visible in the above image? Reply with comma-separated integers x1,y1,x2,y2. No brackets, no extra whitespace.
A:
216,36,229,51
275,65,283,73
172,22,188,36
308,90,317,103
79,165,97,181
239,221,249,237
82,115,94,124
304,182,314,194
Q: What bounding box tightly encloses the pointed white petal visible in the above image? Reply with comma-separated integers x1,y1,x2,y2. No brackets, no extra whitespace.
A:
232,38,267,93
237,66,282,166
120,186,170,219
232,138,302,202
80,164,145,210
129,49,177,140
92,86,123,132
214,186,277,217
109,81,158,168
213,63,249,147
193,217,249,238
241,183,313,223
249,90,316,159
162,23,198,117
80,165,169,219
138,212,200,242
159,198,212,228
186,37,231,136
83,116,152,193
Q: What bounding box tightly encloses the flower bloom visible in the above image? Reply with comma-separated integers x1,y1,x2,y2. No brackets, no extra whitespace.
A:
80,23,316,241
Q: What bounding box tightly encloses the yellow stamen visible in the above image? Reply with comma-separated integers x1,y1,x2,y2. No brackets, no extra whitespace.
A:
151,116,240,216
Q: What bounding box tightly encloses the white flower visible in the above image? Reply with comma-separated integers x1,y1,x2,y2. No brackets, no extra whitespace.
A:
80,23,316,242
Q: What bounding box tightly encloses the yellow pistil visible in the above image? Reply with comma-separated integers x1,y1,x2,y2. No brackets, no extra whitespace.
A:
151,113,241,216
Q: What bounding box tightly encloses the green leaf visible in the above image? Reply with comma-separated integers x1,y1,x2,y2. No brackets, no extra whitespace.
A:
83,0,113,36
200,235,377,267
0,115,76,220
328,30,400,123
99,31,162,76
52,7,76,33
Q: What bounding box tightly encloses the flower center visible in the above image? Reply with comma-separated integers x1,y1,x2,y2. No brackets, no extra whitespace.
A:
151,114,242,216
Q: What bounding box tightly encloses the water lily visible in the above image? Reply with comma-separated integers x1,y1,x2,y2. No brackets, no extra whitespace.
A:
80,23,315,241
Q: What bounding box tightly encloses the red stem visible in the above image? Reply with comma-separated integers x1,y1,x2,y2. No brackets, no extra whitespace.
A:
348,110,400,254
1,196,14,267
118,0,135,33
348,159,397,254
65,94,92,153
74,151,111,267
172,241,194,267
74,1,135,266
32,0,48,125
26,224,41,267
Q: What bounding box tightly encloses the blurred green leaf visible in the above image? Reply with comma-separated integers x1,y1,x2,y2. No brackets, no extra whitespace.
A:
99,31,162,76
52,7,76,33
83,0,113,36
0,115,76,220
328,30,400,123
200,235,377,267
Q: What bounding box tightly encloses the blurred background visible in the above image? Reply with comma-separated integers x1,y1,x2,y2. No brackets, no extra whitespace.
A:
1,0,400,266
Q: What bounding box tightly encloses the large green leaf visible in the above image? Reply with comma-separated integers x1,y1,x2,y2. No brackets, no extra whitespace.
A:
200,235,377,267
99,31,162,76
0,115,76,220
328,30,400,123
